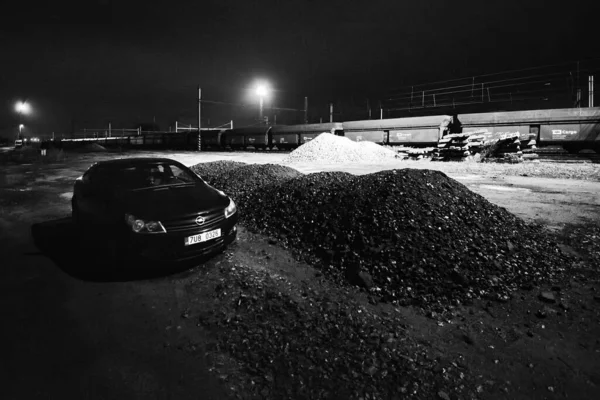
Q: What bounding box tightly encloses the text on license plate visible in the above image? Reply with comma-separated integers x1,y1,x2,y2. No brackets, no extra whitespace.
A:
184,229,221,246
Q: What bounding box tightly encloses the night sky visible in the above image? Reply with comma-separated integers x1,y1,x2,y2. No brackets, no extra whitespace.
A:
1,0,599,138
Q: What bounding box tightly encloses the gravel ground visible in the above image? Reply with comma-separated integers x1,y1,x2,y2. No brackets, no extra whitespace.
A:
390,159,600,181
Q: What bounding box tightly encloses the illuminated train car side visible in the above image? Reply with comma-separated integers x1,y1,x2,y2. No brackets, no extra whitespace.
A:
459,107,600,152
270,122,343,149
342,115,450,147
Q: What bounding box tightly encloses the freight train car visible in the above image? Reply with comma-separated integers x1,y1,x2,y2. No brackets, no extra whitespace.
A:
342,115,450,147
458,107,600,153
200,129,227,149
270,122,343,149
223,126,270,150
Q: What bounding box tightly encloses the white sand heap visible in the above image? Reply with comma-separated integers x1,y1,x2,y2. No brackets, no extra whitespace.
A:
282,133,397,164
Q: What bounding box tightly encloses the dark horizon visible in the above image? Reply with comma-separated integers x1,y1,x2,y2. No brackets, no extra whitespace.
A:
2,0,599,138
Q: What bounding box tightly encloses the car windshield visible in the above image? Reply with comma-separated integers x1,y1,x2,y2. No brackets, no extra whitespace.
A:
93,161,199,190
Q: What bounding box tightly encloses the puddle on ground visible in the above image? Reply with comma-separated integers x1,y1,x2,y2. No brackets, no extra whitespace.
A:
479,185,532,193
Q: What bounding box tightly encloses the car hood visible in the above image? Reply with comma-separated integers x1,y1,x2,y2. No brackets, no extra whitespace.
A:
116,183,229,221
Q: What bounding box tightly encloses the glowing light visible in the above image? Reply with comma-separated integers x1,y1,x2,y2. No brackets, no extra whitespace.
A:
15,101,31,115
255,83,269,98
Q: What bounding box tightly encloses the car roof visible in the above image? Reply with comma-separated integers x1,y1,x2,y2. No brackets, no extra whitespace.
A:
93,157,183,168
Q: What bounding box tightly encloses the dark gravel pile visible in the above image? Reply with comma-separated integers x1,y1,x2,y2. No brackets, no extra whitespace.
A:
199,262,472,400
190,160,248,184
198,162,303,210
237,168,573,313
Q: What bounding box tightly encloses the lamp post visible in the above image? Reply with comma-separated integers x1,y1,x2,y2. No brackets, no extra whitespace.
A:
255,83,270,125
15,101,31,140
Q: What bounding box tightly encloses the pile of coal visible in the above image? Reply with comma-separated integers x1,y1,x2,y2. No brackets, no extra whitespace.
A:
199,262,470,400
240,169,571,312
282,133,397,164
190,160,247,184
203,162,303,209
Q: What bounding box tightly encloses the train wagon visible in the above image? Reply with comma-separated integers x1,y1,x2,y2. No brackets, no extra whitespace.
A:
200,129,226,149
224,126,270,150
343,115,450,147
270,122,343,149
459,107,600,152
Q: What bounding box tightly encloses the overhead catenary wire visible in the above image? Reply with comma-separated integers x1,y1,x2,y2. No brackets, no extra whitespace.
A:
383,73,574,103
200,99,304,112
383,78,570,106
385,87,572,112
382,59,599,95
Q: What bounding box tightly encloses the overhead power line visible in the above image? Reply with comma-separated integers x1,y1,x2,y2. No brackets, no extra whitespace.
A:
383,60,592,95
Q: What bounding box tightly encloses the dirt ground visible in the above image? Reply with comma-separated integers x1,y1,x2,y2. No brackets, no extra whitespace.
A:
1,149,599,399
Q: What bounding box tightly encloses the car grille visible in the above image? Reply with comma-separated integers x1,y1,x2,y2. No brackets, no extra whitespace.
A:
162,209,225,233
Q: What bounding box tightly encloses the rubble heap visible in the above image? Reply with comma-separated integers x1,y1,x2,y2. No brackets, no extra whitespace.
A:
282,133,397,164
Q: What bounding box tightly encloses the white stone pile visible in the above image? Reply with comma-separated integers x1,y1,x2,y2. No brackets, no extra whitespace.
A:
281,133,397,164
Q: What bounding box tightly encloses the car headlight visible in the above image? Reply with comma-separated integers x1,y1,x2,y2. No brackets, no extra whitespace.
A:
125,213,167,234
224,198,237,218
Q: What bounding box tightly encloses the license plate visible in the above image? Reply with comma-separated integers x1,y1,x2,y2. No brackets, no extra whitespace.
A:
184,229,221,246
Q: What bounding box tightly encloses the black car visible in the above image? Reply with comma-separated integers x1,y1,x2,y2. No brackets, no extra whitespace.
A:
71,157,238,264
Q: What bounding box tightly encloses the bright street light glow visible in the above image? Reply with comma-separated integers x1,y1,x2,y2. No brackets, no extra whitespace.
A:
255,83,269,98
15,101,31,114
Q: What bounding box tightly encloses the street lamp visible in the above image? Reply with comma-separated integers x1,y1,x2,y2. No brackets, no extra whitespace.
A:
15,101,31,139
255,82,270,124
15,101,31,115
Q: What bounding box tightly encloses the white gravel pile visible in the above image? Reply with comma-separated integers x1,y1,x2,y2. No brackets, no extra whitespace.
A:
282,133,397,164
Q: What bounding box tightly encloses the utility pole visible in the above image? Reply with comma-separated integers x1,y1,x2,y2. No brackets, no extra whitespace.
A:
577,61,580,108
590,75,595,108
304,96,308,124
367,99,371,119
175,121,178,133
379,101,383,120
108,122,111,138
198,85,202,151
329,103,333,123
